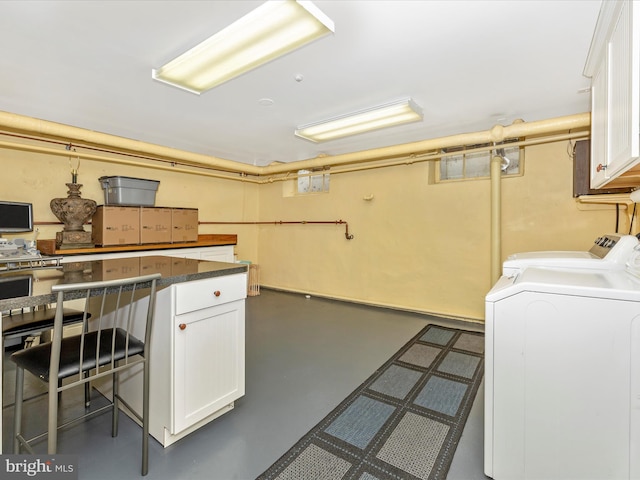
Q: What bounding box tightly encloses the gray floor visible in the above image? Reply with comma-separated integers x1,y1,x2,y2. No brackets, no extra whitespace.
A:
2,289,487,480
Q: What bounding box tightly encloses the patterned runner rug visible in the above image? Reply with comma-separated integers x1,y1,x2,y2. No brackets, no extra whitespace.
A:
257,324,484,480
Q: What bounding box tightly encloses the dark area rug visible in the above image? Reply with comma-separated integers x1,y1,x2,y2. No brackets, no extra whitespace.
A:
258,324,484,480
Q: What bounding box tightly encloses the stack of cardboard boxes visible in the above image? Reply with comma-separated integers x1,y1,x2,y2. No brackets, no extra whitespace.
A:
92,206,198,246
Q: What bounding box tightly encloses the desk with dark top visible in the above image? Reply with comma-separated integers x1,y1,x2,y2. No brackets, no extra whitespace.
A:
0,256,248,451
0,256,247,311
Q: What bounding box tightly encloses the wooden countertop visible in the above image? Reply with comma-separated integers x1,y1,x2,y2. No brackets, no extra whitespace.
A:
37,234,237,256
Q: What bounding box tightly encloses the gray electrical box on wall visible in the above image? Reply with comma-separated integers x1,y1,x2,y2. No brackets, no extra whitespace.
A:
573,140,633,197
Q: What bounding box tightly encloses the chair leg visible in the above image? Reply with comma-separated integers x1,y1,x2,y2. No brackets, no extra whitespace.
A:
112,371,119,438
84,371,91,407
2,337,5,397
13,366,24,454
142,360,150,476
47,377,59,454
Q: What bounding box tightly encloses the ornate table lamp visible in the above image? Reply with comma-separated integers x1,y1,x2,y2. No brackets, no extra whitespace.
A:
50,158,97,249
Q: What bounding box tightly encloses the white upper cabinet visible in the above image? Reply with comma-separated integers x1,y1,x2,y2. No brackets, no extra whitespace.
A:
585,0,640,188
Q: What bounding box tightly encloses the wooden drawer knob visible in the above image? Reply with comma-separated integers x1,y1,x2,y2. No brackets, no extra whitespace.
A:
214,290,221,297
179,323,187,330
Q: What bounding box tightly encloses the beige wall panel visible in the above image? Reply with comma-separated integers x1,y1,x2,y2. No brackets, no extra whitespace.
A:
0,148,260,262
256,140,615,321
500,141,620,255
0,137,616,322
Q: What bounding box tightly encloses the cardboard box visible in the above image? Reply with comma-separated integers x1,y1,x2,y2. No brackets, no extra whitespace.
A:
92,206,140,246
171,208,198,243
140,207,172,244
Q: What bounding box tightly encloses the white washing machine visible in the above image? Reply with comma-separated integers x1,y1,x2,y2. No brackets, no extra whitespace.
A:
502,233,638,275
485,254,640,479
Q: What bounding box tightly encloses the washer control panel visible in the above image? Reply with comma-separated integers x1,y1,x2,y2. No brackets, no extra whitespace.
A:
589,234,623,258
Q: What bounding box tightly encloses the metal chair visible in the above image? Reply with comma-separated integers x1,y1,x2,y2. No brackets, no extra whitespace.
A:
11,273,160,476
3,307,87,348
3,307,90,407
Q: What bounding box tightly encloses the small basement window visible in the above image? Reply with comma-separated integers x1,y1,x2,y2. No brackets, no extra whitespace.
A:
297,169,330,194
438,140,523,182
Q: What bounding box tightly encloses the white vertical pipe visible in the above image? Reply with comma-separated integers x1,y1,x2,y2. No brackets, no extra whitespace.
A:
490,154,502,285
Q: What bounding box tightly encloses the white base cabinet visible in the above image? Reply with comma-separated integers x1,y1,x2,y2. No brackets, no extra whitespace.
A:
97,271,246,447
152,273,246,445
61,246,244,447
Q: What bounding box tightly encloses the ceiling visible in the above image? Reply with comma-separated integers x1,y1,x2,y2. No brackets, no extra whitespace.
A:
0,0,602,166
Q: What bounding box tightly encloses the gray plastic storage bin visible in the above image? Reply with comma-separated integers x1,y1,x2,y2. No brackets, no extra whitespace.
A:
99,176,160,206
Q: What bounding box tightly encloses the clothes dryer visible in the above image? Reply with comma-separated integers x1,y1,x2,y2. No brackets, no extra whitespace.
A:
485,261,640,479
502,233,638,275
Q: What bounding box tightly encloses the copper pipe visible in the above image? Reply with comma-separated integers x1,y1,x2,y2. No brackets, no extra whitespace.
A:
200,220,354,240
36,219,356,240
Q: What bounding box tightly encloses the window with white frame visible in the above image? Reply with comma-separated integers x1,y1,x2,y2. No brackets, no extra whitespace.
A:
297,168,330,194
438,140,523,181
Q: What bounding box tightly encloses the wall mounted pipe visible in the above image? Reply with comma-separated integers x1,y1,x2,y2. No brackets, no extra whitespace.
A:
0,110,263,176
490,154,503,285
0,129,589,187
0,110,589,178
0,138,261,184
256,131,590,184
200,220,354,240
260,113,590,175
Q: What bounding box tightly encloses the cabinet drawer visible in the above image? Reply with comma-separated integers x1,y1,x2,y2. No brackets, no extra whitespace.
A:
174,274,247,315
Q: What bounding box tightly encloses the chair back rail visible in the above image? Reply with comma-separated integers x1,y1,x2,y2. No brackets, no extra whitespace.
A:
49,273,160,386
12,272,161,475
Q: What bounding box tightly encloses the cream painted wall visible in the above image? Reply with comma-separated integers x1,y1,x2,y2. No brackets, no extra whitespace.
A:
0,147,260,262
256,140,618,321
1,137,620,322
501,141,623,255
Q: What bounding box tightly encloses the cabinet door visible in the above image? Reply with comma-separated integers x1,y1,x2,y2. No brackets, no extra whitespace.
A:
606,0,639,176
172,300,245,434
588,0,640,188
591,58,609,188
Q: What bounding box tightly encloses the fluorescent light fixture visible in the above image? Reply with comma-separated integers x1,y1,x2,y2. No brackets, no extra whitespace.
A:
152,0,334,94
295,99,424,143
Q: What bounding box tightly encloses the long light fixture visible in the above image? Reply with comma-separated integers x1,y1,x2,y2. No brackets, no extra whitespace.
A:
152,0,334,94
295,99,424,143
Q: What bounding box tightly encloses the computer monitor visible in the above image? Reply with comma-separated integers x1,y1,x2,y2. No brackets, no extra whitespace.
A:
0,201,33,243
0,275,32,300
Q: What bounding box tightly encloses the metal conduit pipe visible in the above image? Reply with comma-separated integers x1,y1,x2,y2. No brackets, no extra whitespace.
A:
200,220,354,240
256,131,590,184
0,139,262,184
490,154,503,286
260,113,591,175
0,110,589,176
0,129,589,186
0,110,263,176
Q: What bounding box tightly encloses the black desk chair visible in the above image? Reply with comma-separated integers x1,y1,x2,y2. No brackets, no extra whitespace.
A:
3,307,86,344
3,307,88,350
3,307,91,406
11,273,160,476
